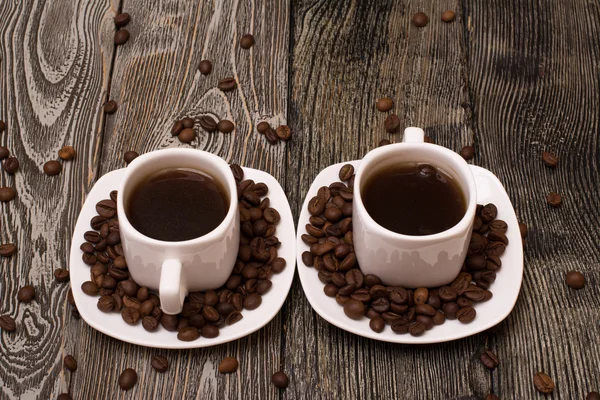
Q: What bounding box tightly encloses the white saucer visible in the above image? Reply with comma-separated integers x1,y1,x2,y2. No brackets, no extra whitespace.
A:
296,161,524,344
70,167,295,349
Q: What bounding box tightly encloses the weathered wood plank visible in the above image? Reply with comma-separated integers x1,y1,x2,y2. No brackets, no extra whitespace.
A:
0,0,118,399
466,0,600,398
285,0,488,399
71,0,289,398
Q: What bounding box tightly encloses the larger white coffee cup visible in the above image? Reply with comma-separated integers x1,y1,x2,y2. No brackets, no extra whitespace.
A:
117,148,240,315
352,127,477,288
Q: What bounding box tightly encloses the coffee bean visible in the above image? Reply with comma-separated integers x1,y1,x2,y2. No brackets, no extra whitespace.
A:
384,114,401,133
441,10,456,22
442,302,458,319
123,151,139,164
57,394,72,400
378,139,391,146
240,34,255,49
57,146,76,162
409,322,426,336
0,186,16,202
0,146,9,159
160,314,178,331
142,316,159,331
201,324,219,338
199,115,218,132
114,12,130,27
415,304,436,316
63,355,77,372
226,310,243,325
171,120,184,136
139,300,154,317
255,121,271,134
198,60,212,75
103,100,118,114
518,222,528,238
587,392,600,400
542,151,558,167
0,243,16,257
97,295,115,312
412,12,429,27
256,280,272,295
308,196,326,216
96,199,117,218
413,288,428,305
17,285,35,303
43,160,62,176
114,29,130,45
121,306,140,325
460,146,474,160
547,192,562,207
179,117,194,129
218,78,237,91
265,127,279,144
54,268,70,282
480,203,498,222
178,128,196,143
150,355,169,373
338,164,354,182
0,120,5,132
566,271,585,289
456,306,476,323
431,310,445,325
485,394,499,400
376,97,393,112
369,316,385,333
3,157,18,174
243,293,262,310
533,372,554,394
0,315,16,332
81,281,99,296
272,371,289,389
218,356,239,373
67,289,75,306
485,242,506,257
118,368,137,390
275,125,292,141
343,299,365,320
217,120,235,133
480,350,499,369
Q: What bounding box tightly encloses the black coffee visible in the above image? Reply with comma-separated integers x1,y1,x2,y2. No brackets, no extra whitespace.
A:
362,163,465,235
126,168,228,241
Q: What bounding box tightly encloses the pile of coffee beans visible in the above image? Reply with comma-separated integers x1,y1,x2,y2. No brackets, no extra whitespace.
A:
171,115,235,144
301,164,515,337
76,164,285,341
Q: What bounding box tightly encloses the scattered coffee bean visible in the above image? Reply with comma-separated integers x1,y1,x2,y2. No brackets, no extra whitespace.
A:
271,371,289,389
218,78,237,92
43,160,62,176
343,299,365,320
588,392,600,400
63,355,77,372
0,186,16,202
276,125,292,141
0,146,9,159
257,121,270,134
265,127,278,144
376,97,393,112
178,128,196,143
412,12,429,27
58,146,76,161
17,285,35,303
0,243,17,257
54,268,70,282
519,222,528,238
118,368,138,390
0,315,16,332
151,355,169,372
240,34,255,49
199,116,218,132
198,60,212,75
3,156,18,174
533,372,554,394
566,271,585,289
441,10,455,22
542,151,558,167
547,192,562,207
480,350,499,369
57,394,72,400
378,139,391,146
114,13,130,27
217,120,235,133
485,395,499,400
171,120,184,136
103,100,118,114
460,146,474,160
218,356,239,373
0,120,5,132
114,29,130,45
181,117,194,129
384,114,401,133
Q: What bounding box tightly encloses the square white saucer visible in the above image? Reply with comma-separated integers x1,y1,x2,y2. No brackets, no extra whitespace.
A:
296,161,523,344
69,167,295,349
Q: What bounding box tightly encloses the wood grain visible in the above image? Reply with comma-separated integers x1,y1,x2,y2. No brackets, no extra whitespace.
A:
466,0,600,398
70,0,290,399
0,0,118,399
285,1,489,399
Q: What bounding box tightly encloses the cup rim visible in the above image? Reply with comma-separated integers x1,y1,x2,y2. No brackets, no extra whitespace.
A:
353,142,477,241
116,148,238,247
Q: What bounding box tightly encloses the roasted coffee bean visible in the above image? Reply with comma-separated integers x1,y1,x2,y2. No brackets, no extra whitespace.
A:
3,157,19,174
339,284,356,296
57,394,72,400
542,151,558,167
63,355,77,372
180,301,201,317
324,283,338,297
416,315,434,330
442,302,459,319
113,256,127,269
488,231,508,246
451,272,471,295
123,295,141,309
57,145,76,161
412,12,429,27
457,296,473,308
256,280,272,295
198,115,218,132
80,242,94,254
81,281,98,296
202,306,220,322
0,187,16,202
343,299,365,320
43,160,62,176
479,203,497,223
253,220,268,237
120,280,139,297
225,310,242,325
0,146,8,159
415,304,436,316
218,78,237,91
101,275,117,289
263,208,280,224
379,139,391,146
465,255,486,272
323,207,342,223
474,270,496,289
308,196,326,216
160,314,178,331
118,368,137,390
67,289,75,306
114,29,130,45
151,355,169,373
488,220,508,234
218,356,239,374
97,295,115,312
0,315,16,332
370,297,390,313
413,288,428,305
339,164,354,182
376,97,394,112
486,242,506,257
142,316,159,332
432,311,446,325
547,192,562,207
188,313,206,329
566,271,585,289
216,302,236,317
276,125,292,141
178,117,194,128
271,371,289,389
456,306,476,323
587,392,600,400
263,127,278,144
365,308,381,319
177,326,200,341
198,60,212,75
243,293,262,310
96,199,116,219
257,121,270,134
533,372,555,394
123,151,139,164
139,300,154,317
114,13,130,27
331,272,346,287
136,287,149,302
369,316,385,333
82,252,97,265
460,146,474,160
473,216,483,231
178,318,189,330
351,288,371,303
178,128,196,143
384,114,401,133
16,285,35,303
345,269,364,288
427,293,441,310
389,287,408,304
441,10,456,22
171,120,184,136
103,100,118,114
390,303,408,315
90,215,107,230
369,285,388,300
201,325,219,338
391,320,410,334
409,322,426,336
518,222,528,238
480,350,499,369
464,285,486,302
121,306,140,325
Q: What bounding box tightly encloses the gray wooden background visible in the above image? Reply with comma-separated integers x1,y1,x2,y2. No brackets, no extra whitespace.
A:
1,0,599,399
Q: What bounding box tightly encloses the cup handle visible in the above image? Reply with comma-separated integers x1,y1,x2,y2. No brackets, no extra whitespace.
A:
159,259,187,315
403,127,425,143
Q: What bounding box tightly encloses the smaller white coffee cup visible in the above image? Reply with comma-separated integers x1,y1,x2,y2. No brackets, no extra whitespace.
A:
352,127,477,288
117,148,240,315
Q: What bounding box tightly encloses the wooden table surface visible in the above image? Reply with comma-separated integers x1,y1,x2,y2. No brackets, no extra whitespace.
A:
1,0,599,399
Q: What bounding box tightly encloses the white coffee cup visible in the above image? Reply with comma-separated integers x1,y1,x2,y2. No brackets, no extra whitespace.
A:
117,148,240,315
352,127,477,288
